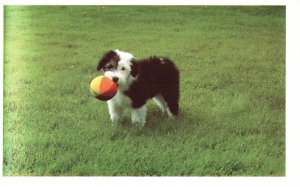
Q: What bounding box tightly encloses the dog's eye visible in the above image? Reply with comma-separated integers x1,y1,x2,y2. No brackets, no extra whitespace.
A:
121,67,126,71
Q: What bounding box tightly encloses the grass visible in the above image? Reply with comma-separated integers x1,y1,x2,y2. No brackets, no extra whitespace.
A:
3,6,285,176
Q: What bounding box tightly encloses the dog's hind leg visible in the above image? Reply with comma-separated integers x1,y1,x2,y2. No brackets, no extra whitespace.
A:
161,87,179,117
153,94,178,118
153,94,168,113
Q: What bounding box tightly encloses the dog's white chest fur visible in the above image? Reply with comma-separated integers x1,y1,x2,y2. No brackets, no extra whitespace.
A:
110,90,132,107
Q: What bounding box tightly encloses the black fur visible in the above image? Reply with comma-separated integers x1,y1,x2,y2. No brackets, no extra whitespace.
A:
97,50,120,71
97,51,180,116
124,56,180,115
130,59,139,78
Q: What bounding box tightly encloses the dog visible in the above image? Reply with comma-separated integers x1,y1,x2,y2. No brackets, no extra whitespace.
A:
96,49,180,126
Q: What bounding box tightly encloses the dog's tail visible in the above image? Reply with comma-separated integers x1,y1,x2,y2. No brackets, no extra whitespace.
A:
161,58,180,116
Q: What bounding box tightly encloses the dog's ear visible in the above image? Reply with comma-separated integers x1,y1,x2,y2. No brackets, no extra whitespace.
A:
97,50,117,71
130,59,139,77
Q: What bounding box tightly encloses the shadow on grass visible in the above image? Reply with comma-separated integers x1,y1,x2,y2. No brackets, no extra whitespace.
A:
108,107,194,141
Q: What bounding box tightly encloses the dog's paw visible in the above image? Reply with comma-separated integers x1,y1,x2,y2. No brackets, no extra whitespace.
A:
132,118,145,126
131,115,146,127
110,115,121,124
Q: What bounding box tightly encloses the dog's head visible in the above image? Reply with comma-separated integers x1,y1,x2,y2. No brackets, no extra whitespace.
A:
97,49,139,90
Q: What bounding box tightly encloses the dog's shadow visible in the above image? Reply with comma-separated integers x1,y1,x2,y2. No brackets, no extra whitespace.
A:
109,107,187,141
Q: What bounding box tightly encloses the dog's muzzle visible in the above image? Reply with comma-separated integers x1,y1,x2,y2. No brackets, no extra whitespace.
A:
112,76,119,83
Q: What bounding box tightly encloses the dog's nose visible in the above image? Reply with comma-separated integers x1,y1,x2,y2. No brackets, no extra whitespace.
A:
112,77,119,83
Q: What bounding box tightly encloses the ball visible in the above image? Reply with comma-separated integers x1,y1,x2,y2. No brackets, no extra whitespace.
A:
90,75,117,101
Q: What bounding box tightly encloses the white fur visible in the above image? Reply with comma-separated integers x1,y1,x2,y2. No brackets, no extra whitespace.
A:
104,50,146,126
104,50,174,126
131,105,147,125
107,89,148,126
153,94,174,118
107,91,131,123
104,50,135,91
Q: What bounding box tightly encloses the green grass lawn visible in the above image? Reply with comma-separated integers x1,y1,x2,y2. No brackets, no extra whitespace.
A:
3,6,285,176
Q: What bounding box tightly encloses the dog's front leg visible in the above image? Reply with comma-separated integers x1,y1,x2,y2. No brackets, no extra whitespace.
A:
107,100,123,125
131,105,147,126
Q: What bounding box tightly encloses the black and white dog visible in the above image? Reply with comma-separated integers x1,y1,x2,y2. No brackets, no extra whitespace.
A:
97,49,180,126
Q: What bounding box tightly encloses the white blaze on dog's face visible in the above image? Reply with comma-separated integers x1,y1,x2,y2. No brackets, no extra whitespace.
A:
102,50,134,91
